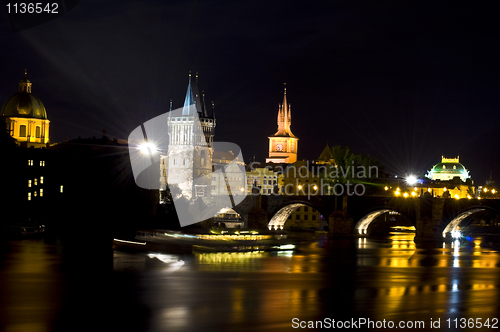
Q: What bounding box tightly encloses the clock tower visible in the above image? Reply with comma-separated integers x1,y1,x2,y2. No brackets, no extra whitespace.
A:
266,84,298,163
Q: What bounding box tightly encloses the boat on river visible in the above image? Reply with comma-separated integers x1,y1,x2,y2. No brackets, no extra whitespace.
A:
113,229,293,253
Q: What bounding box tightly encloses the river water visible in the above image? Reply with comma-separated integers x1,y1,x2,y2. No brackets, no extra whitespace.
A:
1,233,500,331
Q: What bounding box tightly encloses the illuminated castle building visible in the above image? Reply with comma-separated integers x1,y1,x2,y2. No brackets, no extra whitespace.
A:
266,84,298,163
1,71,50,148
160,73,216,200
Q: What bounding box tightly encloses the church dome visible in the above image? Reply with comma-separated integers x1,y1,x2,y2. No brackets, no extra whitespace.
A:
1,74,48,120
426,157,470,182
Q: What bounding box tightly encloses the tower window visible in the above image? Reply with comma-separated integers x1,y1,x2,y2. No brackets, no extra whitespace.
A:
28,180,32,187
19,125,27,137
28,160,33,166
34,178,37,186
60,185,63,193
28,192,31,201
40,189,43,197
40,176,44,184
36,126,41,138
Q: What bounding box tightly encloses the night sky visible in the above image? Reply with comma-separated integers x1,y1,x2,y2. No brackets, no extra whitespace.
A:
1,1,499,184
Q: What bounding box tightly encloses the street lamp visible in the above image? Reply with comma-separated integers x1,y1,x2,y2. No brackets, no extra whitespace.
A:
406,175,417,186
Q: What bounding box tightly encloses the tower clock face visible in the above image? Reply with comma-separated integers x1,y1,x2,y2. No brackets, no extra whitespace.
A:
276,144,283,151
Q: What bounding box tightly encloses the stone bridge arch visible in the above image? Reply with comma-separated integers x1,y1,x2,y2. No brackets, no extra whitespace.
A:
442,205,500,238
267,200,327,230
354,208,401,235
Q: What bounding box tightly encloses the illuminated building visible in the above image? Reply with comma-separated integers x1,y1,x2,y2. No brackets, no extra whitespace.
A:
1,71,50,148
159,73,215,200
411,156,474,199
266,84,298,163
211,150,246,196
245,163,283,194
426,157,470,182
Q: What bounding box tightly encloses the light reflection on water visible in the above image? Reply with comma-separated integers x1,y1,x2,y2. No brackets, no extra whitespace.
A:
1,233,500,331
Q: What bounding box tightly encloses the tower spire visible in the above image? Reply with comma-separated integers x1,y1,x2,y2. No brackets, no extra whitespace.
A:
183,72,194,116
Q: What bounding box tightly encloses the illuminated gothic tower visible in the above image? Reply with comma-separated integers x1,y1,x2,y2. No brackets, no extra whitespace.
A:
160,73,216,199
266,84,298,163
1,71,50,148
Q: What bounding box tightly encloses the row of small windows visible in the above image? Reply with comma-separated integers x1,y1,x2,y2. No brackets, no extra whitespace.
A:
28,160,45,166
247,179,278,185
27,185,63,200
28,189,43,200
28,177,44,187
19,125,43,138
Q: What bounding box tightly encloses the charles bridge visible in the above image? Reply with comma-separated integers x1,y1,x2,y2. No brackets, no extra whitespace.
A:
230,194,500,242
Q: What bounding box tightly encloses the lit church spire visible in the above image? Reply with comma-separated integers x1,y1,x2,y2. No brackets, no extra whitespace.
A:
267,83,299,163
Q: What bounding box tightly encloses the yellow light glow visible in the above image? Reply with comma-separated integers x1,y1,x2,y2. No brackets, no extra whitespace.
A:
395,191,400,196
492,189,496,194
454,194,459,199
411,191,416,197
298,185,302,190
414,187,417,191
396,187,400,192
443,187,447,192
484,188,488,193
403,192,409,198
384,186,388,191
467,195,471,199
428,188,432,192
313,185,318,190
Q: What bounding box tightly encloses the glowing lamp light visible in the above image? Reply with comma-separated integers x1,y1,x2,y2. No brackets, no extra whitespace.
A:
452,230,461,239
406,175,418,185
395,191,400,196
298,185,302,190
492,189,496,194
138,141,158,155
313,185,318,190
411,191,416,197
454,194,459,200
484,188,488,193
443,187,447,192
403,192,409,198
384,186,389,191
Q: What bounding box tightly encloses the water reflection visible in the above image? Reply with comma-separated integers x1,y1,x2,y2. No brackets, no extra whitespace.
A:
2,233,500,332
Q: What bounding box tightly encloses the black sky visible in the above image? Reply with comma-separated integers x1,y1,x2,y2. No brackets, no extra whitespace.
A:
1,1,499,183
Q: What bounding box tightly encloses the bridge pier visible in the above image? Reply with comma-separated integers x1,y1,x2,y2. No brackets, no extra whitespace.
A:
328,210,354,237
414,197,445,244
